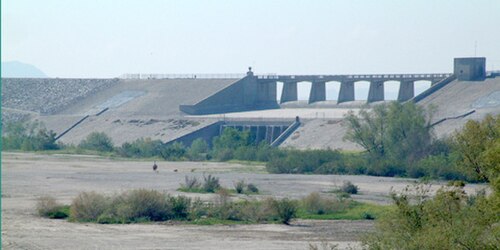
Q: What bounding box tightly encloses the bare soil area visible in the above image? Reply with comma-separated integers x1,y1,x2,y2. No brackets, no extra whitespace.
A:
1,152,487,250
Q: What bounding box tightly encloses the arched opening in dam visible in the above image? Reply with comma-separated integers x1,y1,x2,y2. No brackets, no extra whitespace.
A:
325,81,341,100
414,80,432,96
384,81,400,100
297,81,312,101
276,81,284,102
354,81,370,100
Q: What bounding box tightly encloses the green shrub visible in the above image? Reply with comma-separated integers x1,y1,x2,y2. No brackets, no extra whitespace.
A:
187,138,209,161
182,176,201,190
203,174,221,193
212,128,251,151
70,191,108,221
335,192,351,199
78,132,114,152
160,142,187,160
118,189,172,221
362,212,375,220
233,200,276,222
234,180,245,194
301,192,349,215
97,212,122,224
36,196,69,219
117,138,163,158
273,198,298,225
448,180,466,187
246,183,259,193
362,185,500,249
189,198,209,220
340,181,358,194
302,192,326,214
169,195,191,219
266,149,344,174
302,192,334,215
211,188,235,220
2,121,59,151
213,148,233,161
413,153,469,181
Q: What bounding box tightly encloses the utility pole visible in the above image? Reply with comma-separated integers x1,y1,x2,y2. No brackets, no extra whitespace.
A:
474,41,477,57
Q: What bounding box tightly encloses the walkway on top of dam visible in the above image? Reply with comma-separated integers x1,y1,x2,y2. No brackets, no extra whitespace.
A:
256,73,452,82
121,73,452,82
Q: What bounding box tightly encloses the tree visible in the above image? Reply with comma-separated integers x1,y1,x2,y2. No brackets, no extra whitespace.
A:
79,132,114,152
363,114,500,249
187,138,209,160
344,102,434,175
212,127,251,151
453,114,500,182
160,142,186,160
2,121,59,151
211,128,251,161
118,138,163,158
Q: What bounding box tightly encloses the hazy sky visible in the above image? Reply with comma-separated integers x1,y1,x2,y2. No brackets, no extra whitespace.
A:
2,0,500,78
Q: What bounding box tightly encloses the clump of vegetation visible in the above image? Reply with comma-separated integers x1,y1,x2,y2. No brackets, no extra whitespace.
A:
234,180,246,194
202,174,221,193
273,198,298,225
117,138,163,158
246,183,259,193
178,174,222,193
160,142,187,161
340,181,358,194
233,180,259,194
302,192,344,215
362,185,499,249
181,176,202,190
363,114,500,249
169,195,191,219
36,196,69,219
41,190,387,225
187,138,209,161
116,189,172,222
70,191,108,221
78,132,114,152
2,121,59,151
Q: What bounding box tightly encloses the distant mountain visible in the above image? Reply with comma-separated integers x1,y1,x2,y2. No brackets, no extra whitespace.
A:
2,61,47,78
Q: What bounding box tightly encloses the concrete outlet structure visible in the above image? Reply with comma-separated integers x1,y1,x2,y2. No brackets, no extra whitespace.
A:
166,120,299,147
454,57,486,81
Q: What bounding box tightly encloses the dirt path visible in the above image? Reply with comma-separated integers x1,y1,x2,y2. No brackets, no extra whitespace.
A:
1,152,486,249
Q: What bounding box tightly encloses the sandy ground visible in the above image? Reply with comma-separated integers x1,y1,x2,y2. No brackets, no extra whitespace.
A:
1,152,487,250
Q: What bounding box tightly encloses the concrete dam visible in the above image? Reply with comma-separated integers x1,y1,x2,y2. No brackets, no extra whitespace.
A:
2,57,499,149
177,69,452,115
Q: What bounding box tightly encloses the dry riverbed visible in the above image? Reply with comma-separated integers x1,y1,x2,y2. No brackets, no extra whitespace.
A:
1,152,487,250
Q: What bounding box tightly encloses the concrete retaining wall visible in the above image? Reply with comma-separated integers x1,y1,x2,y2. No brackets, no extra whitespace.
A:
180,76,279,115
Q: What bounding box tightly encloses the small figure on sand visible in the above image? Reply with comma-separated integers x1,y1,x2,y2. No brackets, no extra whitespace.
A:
153,161,158,173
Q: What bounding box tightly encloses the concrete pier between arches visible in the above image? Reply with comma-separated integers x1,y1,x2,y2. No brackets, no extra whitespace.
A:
308,81,326,104
367,80,384,103
280,81,298,103
338,81,355,103
398,80,414,101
